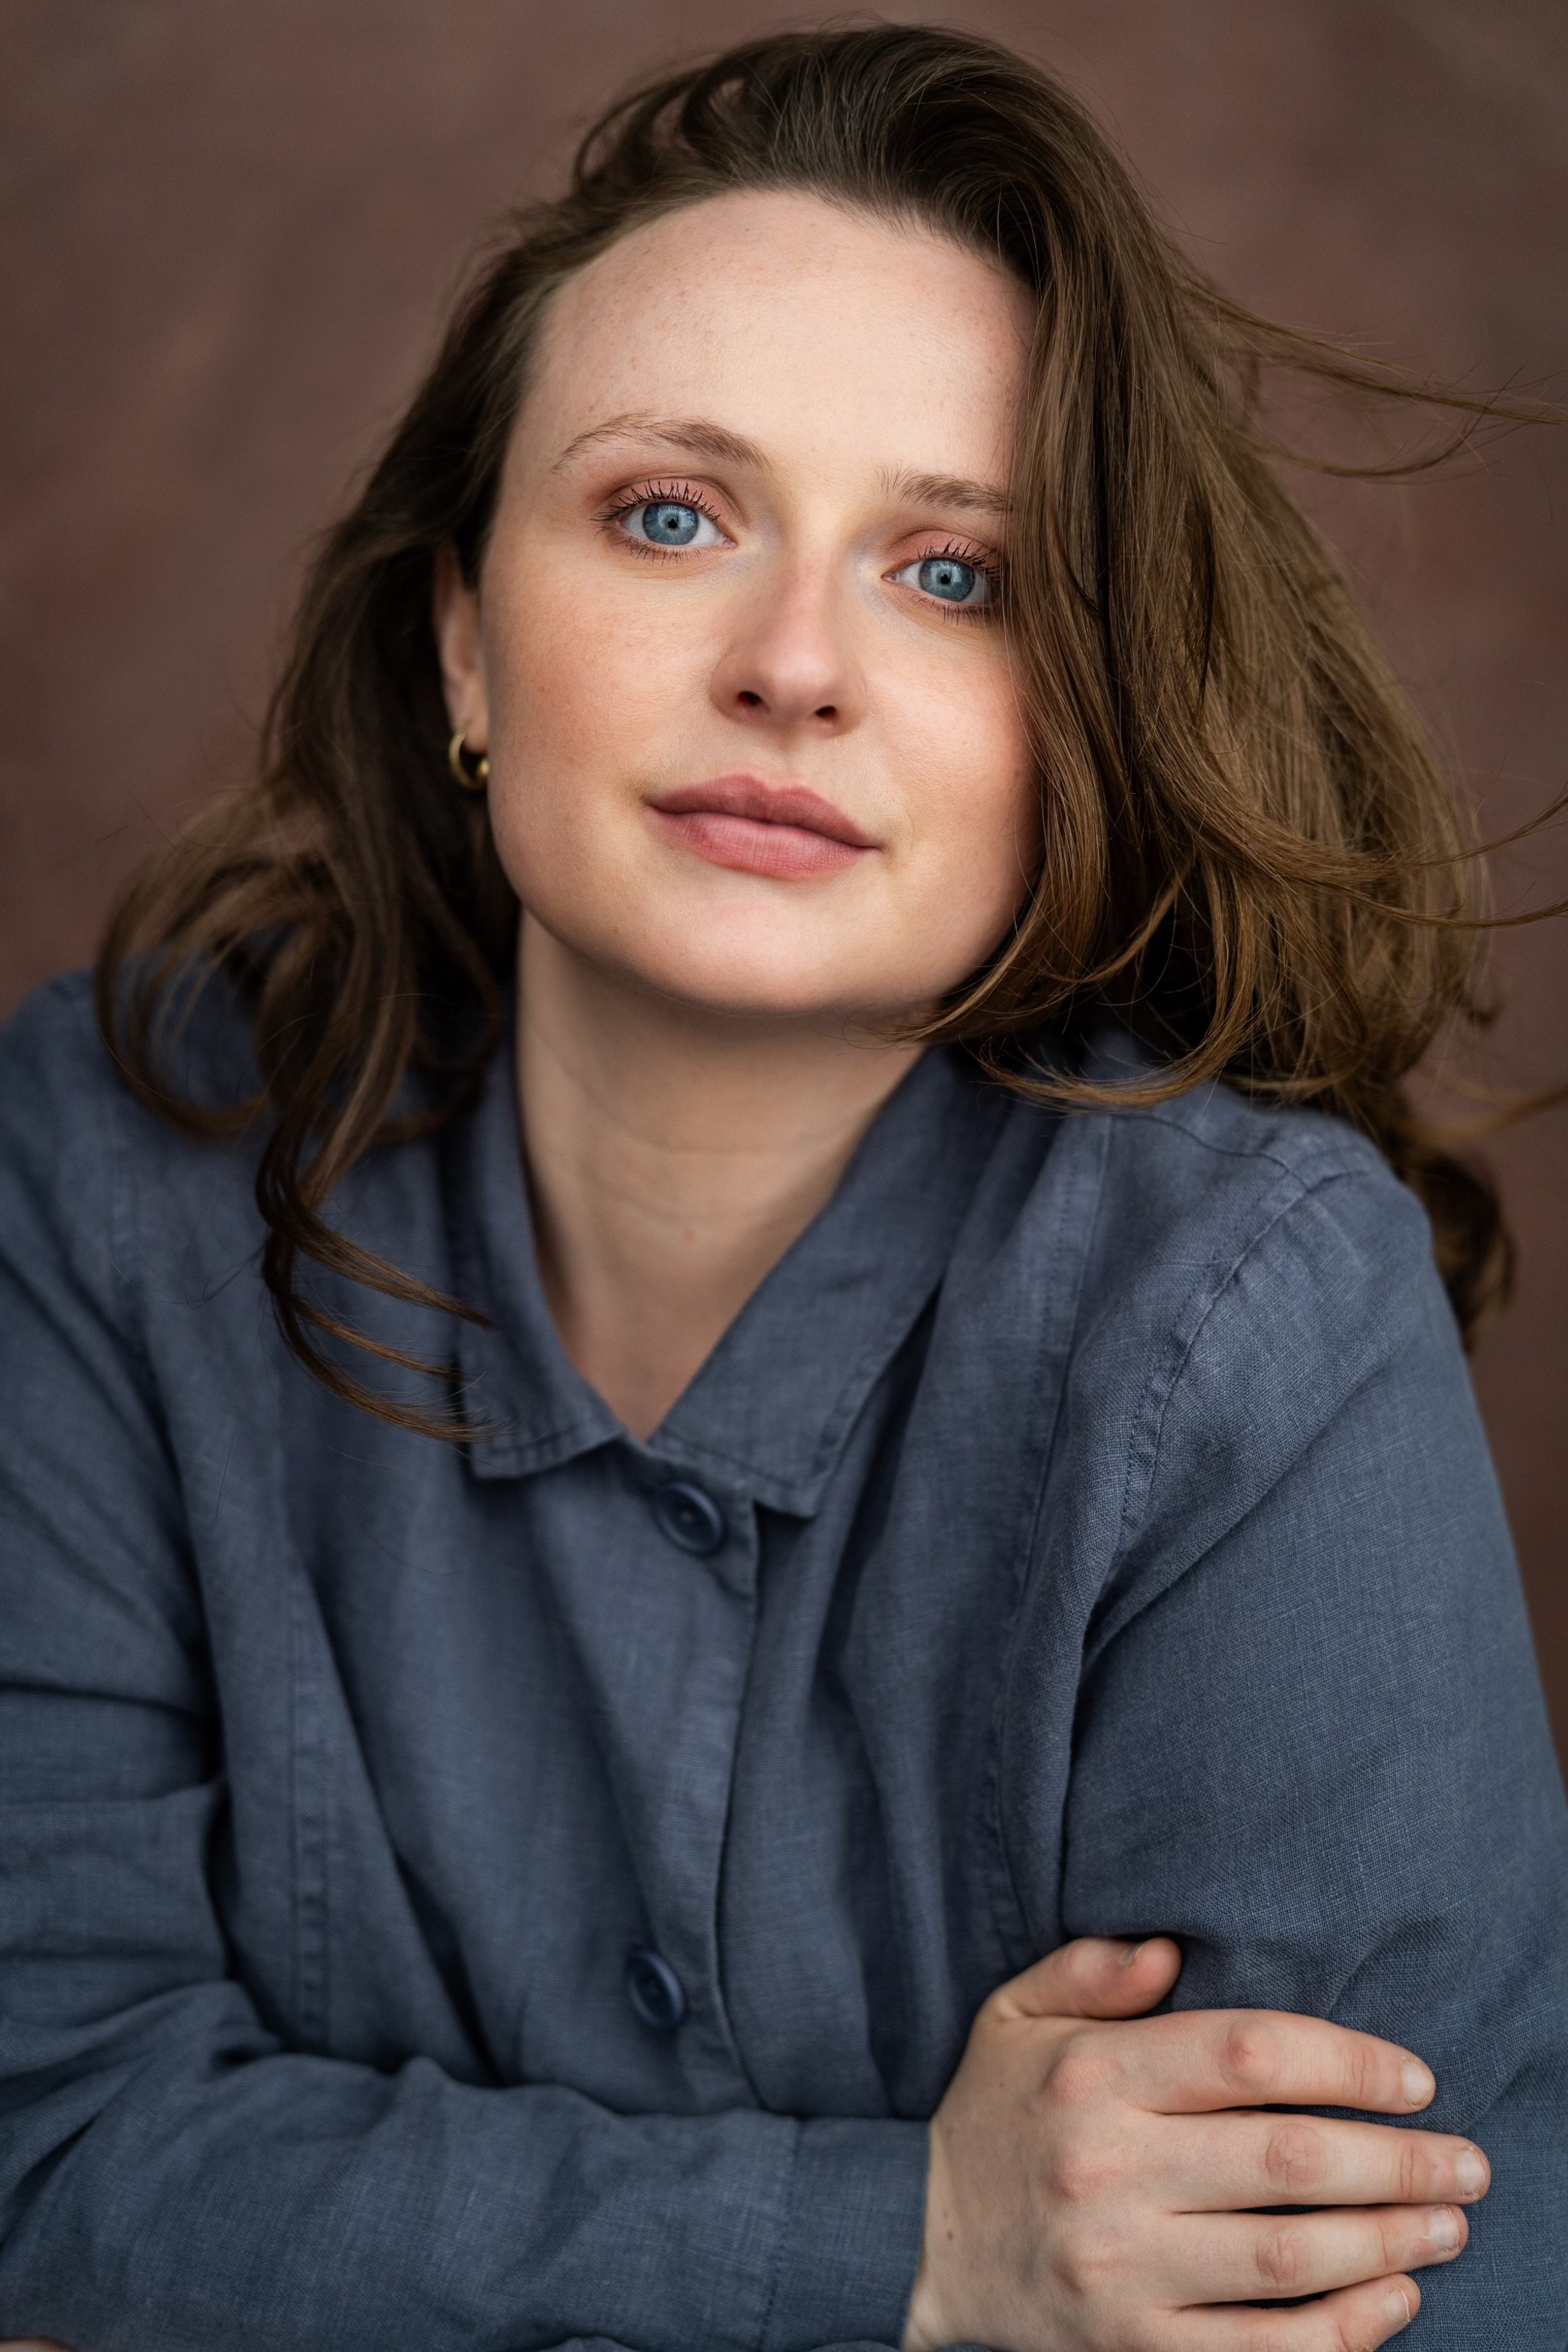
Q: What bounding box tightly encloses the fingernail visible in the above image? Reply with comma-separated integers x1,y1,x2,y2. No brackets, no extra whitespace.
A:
1428,2207,1460,2251
1401,2060,1435,2106
1119,1939,1148,1967
1384,2288,1411,2325
1455,2148,1486,2197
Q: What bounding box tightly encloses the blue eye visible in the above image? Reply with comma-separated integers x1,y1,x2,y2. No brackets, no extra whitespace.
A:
643,501,700,544
920,556,980,602
892,551,995,610
621,498,726,550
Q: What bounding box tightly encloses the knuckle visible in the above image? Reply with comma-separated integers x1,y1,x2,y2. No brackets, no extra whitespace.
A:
1044,2132,1127,2207
1253,2220,1312,2293
1347,2040,1386,2108
1263,2118,1329,2195
1393,2131,1425,2203
1050,2219,1123,2303
1221,2019,1282,2099
1236,2319,1295,2352
1380,2209,1416,2272
1046,2039,1119,2110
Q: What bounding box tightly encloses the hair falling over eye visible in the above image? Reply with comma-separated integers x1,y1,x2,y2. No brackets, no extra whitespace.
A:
96,21,1563,1434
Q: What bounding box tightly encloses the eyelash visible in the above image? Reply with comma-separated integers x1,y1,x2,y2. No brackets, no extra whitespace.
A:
600,482,1003,616
911,538,1004,625
600,479,728,560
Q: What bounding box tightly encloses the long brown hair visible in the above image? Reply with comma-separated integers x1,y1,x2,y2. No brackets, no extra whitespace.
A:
99,22,1557,1434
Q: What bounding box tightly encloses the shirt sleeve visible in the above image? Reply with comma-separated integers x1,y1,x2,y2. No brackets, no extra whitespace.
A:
0,982,927,2352
1055,1163,1568,2346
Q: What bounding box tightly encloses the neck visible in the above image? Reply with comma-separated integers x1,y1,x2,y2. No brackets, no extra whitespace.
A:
514,916,925,1440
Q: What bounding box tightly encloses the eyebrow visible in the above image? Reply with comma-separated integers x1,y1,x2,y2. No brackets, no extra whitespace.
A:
553,415,1013,522
879,466,1014,521
552,412,766,472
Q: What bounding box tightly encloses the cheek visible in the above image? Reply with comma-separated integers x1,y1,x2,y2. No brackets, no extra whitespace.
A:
486,566,658,766
901,655,1039,928
477,552,710,906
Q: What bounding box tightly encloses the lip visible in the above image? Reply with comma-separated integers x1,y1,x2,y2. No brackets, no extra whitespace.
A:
645,773,876,880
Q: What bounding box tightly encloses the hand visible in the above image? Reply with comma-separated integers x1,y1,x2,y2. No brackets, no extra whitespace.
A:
903,1936,1489,2352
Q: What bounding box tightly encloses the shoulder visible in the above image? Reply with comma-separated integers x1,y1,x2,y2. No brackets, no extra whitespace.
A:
1009,1030,1468,1540
1,965,107,1099
0,966,264,1298
1060,1030,1442,1367
1,962,260,1119
978,1035,1505,1664
0,970,123,1216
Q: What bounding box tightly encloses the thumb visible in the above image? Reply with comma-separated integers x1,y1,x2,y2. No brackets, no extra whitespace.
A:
995,1935,1183,2024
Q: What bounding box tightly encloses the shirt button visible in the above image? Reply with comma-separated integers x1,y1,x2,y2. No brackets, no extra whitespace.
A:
626,1943,687,2034
651,1478,727,1554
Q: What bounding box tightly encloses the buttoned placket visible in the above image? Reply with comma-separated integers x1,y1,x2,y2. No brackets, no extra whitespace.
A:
505,1436,764,2101
442,1034,1010,2105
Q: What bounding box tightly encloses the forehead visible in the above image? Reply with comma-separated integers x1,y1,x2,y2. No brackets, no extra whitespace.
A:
521,189,1034,481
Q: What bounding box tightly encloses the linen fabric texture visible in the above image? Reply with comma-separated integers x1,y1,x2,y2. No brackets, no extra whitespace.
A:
0,972,1563,2351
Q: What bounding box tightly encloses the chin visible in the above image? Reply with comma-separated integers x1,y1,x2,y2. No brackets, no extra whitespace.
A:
517,861,999,1027
633,949,906,1026
575,913,916,1023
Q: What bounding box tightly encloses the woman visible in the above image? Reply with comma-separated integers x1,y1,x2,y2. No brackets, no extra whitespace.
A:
0,25,1563,2351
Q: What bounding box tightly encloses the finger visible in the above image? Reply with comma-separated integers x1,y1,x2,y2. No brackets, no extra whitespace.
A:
1152,2109,1490,2212
993,1934,1183,2024
1169,2273,1420,2349
1109,2007,1438,2115
1162,2202,1465,2307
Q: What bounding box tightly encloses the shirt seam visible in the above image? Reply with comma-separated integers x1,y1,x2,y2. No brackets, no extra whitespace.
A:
1123,1099,1377,1179
753,2115,802,2352
987,1114,1114,1969
96,1008,158,1383
1110,1163,1365,1563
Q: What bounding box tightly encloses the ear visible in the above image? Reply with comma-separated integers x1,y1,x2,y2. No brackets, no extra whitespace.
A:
433,542,488,748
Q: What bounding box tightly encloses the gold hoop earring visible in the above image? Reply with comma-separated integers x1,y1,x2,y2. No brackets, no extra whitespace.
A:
448,727,489,792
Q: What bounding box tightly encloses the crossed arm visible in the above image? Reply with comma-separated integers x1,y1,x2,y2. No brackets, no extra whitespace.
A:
0,1932,1489,2352
903,1934,1485,2350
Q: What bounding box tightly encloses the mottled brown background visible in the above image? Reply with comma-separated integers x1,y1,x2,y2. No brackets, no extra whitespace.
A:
2,2,1563,1748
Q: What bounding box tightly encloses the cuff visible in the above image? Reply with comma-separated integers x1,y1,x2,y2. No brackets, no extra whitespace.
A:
761,2115,929,2351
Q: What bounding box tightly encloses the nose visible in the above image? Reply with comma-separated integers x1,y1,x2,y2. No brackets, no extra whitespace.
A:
707,557,865,737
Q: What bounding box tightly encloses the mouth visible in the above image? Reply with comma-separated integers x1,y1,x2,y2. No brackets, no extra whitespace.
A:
645,774,876,880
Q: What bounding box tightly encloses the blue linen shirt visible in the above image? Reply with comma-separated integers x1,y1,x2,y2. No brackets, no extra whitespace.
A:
0,970,1564,2350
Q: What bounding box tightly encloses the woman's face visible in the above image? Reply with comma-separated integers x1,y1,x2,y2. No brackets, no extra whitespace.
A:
437,188,1038,1026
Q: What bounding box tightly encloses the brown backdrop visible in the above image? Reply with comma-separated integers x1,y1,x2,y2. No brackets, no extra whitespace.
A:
2,1,1564,1749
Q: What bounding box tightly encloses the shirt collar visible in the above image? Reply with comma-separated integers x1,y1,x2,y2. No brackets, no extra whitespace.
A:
443,1033,1009,1514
